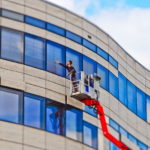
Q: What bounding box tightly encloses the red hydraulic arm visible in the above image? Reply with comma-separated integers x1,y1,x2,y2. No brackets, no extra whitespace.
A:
80,99,130,150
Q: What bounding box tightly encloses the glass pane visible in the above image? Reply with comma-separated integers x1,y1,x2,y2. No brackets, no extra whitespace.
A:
66,31,82,44
2,9,24,21
128,134,137,145
0,87,22,123
46,100,65,136
110,142,119,150
120,127,128,138
137,89,146,120
25,16,45,29
109,119,119,131
47,41,66,77
147,96,150,123
138,141,148,150
97,64,109,90
24,93,45,129
66,107,82,141
1,28,23,62
66,48,83,80
25,34,45,69
83,121,98,149
127,81,137,114
47,23,65,36
97,47,108,60
119,73,127,106
83,39,96,52
109,72,118,98
109,56,118,69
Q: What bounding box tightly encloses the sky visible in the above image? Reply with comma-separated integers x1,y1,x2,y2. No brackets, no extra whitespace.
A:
46,0,150,70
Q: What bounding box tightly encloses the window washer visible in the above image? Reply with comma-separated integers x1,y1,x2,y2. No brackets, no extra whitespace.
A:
55,60,78,92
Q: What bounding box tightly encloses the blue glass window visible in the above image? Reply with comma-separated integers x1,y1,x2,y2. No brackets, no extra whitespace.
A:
2,9,24,22
25,34,45,69
66,48,83,79
97,64,109,90
109,56,118,69
0,87,23,123
47,23,65,36
109,119,119,131
47,41,66,77
127,81,137,114
137,89,146,120
66,31,82,44
83,121,98,149
119,73,127,106
147,96,150,123
25,16,46,29
128,134,137,145
138,141,148,150
84,106,97,117
66,107,82,141
109,72,118,98
83,56,96,75
97,47,109,60
83,39,96,52
24,93,45,129
110,142,119,150
119,127,128,138
46,100,65,136
1,28,24,63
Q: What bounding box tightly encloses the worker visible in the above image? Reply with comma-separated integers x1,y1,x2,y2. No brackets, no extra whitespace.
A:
55,60,78,92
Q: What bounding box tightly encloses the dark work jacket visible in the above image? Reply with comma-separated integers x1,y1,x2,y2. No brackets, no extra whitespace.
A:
59,63,76,81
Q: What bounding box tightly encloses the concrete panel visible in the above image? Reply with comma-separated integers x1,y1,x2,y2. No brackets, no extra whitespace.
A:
0,59,24,73
46,31,66,46
96,55,109,70
83,112,98,127
23,127,46,149
66,22,83,37
1,17,24,31
46,89,65,104
127,64,136,77
108,37,118,53
108,64,118,77
46,72,66,86
118,55,127,69
108,48,118,60
97,38,108,53
25,84,45,97
46,3,66,20
108,126,119,139
0,140,22,150
46,80,65,95
126,55,136,69
25,75,46,88
25,24,46,39
67,95,84,110
118,103,128,122
146,70,150,81
46,132,65,150
25,0,46,12
96,28,108,45
2,0,24,13
24,66,46,79
25,7,46,21
46,14,65,28
0,121,23,143
66,12,82,28
8,0,24,5
135,72,146,85
83,145,94,150
109,96,119,115
117,46,127,61
146,80,150,89
127,110,137,130
118,65,127,76
24,145,44,150
66,138,83,150
135,62,146,77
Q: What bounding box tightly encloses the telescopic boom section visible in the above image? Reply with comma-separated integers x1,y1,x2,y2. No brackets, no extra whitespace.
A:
80,99,129,150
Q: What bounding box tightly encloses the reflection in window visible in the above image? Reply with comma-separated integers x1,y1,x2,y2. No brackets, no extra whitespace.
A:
25,16,46,29
137,89,146,120
66,107,82,141
110,142,119,150
83,121,98,149
119,73,127,106
119,127,128,138
1,28,24,62
109,119,119,132
138,141,148,150
46,100,65,136
0,87,23,123
109,72,118,98
128,134,137,145
25,34,45,69
147,96,150,123
127,81,137,114
47,41,66,77
66,48,83,79
24,93,45,129
2,9,24,21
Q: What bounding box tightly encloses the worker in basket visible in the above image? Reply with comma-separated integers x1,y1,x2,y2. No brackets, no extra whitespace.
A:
55,60,78,92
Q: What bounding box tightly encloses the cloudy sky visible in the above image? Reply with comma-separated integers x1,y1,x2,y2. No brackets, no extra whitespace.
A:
46,0,150,70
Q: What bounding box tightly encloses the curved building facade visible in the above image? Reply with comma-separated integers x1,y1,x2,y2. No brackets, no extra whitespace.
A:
0,0,149,150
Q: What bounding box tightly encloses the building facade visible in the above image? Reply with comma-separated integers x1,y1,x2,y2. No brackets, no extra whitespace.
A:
0,0,150,150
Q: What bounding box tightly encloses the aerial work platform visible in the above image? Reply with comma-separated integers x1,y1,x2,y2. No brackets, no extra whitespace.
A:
70,71,129,150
